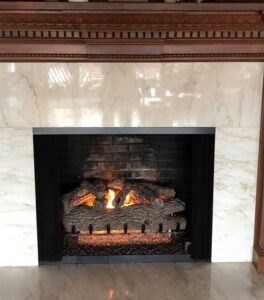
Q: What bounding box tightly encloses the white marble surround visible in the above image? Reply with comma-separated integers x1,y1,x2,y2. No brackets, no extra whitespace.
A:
0,62,263,266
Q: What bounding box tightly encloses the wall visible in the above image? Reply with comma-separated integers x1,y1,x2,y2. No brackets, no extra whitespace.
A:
0,62,263,265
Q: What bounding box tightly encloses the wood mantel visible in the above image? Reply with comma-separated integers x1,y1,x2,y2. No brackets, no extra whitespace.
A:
0,2,264,61
254,74,264,272
1,2,264,271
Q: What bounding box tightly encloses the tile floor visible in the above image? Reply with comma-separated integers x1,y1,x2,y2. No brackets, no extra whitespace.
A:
0,263,264,300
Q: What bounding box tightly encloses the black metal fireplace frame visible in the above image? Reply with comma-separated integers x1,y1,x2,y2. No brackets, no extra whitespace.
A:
33,127,215,136
33,127,215,264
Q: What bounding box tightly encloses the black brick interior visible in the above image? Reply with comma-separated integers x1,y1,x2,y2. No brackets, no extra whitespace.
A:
59,135,193,209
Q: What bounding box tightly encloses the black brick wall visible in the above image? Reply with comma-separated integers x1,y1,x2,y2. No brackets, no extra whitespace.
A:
58,135,193,204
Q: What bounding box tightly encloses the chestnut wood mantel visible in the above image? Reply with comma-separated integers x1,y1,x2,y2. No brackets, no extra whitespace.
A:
1,1,264,271
0,2,264,62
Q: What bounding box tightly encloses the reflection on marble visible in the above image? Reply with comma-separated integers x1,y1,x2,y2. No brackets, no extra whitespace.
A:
0,63,262,127
0,62,263,266
0,263,264,300
0,128,37,266
212,128,260,262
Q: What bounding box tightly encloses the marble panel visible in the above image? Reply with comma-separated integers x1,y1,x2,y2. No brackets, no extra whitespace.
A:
0,128,38,266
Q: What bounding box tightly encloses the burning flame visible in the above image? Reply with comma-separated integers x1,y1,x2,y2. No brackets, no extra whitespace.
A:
122,192,140,207
105,190,143,209
122,193,133,207
106,189,115,209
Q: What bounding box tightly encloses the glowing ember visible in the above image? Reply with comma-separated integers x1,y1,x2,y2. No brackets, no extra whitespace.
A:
106,189,115,209
122,192,151,207
122,193,139,207
72,192,96,207
78,233,172,246
80,229,157,235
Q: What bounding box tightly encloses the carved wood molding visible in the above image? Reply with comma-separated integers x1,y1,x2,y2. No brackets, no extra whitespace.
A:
1,53,264,63
0,3,264,61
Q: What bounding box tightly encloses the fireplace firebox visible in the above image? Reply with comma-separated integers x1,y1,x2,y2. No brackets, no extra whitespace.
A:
33,128,215,264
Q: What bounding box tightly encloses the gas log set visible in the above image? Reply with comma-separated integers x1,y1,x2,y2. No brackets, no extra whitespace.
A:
62,178,188,256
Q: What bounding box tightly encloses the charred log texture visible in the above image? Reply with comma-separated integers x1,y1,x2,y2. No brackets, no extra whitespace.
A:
81,180,106,200
115,181,176,207
141,183,176,200
115,183,132,207
93,179,107,191
63,198,186,232
129,183,159,205
107,178,125,191
62,188,96,215
62,179,176,212
62,180,109,214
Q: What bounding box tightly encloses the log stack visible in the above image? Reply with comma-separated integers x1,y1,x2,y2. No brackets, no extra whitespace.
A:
62,178,186,233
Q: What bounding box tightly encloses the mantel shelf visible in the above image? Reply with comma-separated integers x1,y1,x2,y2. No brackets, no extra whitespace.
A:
0,1,263,62
0,2,264,12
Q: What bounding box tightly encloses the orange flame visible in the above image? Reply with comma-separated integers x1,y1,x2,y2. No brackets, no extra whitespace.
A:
122,193,139,207
105,190,142,209
106,189,115,209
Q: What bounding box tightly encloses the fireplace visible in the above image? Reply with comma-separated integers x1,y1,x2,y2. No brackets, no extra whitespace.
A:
33,127,214,264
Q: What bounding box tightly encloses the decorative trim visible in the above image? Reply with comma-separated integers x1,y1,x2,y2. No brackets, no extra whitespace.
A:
0,53,264,63
0,4,264,62
0,27,264,40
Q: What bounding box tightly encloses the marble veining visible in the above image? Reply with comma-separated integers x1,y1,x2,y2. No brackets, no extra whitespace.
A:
212,128,260,262
0,62,263,266
0,63,262,128
0,263,264,300
0,128,38,266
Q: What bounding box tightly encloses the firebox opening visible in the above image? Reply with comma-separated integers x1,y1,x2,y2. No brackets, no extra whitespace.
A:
33,128,215,264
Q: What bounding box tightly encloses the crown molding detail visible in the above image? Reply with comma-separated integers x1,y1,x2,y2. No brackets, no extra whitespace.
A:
0,3,264,62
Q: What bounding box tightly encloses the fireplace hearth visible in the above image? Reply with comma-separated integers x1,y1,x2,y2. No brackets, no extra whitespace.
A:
33,127,215,264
